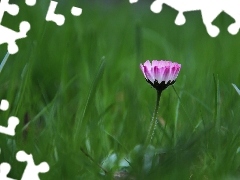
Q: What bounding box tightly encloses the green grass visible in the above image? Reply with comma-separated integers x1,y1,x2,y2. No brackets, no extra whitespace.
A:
1,1,240,179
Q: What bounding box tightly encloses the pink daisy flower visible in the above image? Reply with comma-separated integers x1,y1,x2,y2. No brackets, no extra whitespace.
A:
140,60,181,91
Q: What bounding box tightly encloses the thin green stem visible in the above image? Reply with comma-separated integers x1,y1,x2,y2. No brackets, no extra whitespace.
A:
145,90,162,145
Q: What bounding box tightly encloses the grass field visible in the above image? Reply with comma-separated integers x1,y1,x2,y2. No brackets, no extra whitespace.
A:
1,1,240,179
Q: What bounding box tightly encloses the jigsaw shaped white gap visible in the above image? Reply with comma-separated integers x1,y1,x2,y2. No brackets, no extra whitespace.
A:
0,163,16,180
129,0,138,3
0,21,30,54
149,0,240,37
0,0,31,54
223,1,240,35
0,0,19,23
0,116,19,136
46,1,65,26
71,7,82,16
150,0,163,13
16,151,50,180
150,0,224,37
25,0,36,6
175,12,185,25
0,99,9,111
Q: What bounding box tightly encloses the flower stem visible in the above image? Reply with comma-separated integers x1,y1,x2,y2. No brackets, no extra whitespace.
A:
145,90,162,145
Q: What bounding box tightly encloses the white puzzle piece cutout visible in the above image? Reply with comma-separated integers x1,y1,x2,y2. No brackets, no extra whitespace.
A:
0,22,30,54
25,0,37,6
0,0,31,54
0,100,19,136
150,0,240,37
0,116,19,136
0,163,16,180
16,151,50,180
0,99,9,111
129,0,138,4
46,1,65,26
0,0,19,21
71,7,82,16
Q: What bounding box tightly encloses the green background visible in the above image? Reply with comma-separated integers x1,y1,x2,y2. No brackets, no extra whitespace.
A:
1,1,240,179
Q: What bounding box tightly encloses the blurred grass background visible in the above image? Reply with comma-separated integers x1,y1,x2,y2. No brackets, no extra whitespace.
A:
1,0,240,179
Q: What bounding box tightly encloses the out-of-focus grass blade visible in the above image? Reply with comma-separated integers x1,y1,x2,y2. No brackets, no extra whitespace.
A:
73,57,106,142
213,74,220,126
135,23,142,60
173,76,185,146
21,75,79,131
232,83,240,95
0,52,10,73
213,73,221,152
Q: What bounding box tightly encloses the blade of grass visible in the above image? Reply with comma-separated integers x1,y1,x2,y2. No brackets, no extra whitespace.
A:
213,74,221,158
172,78,193,129
182,91,212,113
135,23,142,61
0,52,10,73
213,74,220,130
21,75,79,131
173,76,186,146
80,147,108,175
232,83,240,95
73,57,106,142
13,63,30,115
98,103,115,125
